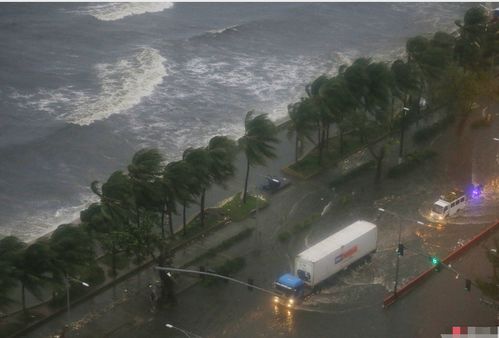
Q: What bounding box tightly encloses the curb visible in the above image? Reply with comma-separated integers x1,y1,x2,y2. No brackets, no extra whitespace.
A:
383,220,499,308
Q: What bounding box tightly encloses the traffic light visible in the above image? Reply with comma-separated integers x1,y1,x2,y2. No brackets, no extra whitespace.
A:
465,279,471,292
430,256,441,271
247,278,254,291
397,244,405,256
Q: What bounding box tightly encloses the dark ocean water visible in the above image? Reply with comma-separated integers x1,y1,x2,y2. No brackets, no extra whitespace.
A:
0,2,469,240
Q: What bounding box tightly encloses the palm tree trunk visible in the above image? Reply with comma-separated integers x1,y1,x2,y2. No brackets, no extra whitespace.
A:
168,210,174,236
182,202,187,236
160,204,166,239
339,129,344,155
22,283,26,314
111,242,117,277
200,189,206,227
295,134,299,163
325,123,330,149
243,158,250,203
318,127,325,165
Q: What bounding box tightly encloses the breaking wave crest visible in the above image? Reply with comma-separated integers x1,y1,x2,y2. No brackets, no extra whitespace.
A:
83,2,173,21
17,48,167,126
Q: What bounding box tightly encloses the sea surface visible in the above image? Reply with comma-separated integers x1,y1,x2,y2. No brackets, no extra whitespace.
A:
0,2,469,241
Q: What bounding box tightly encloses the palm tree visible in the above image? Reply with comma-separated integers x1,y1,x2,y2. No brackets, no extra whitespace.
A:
287,98,315,163
238,111,278,203
49,224,95,282
127,149,164,234
0,260,16,310
207,136,237,187
306,76,333,163
0,236,25,310
164,160,197,235
81,202,125,277
183,147,212,227
343,58,393,182
16,241,53,314
319,75,357,156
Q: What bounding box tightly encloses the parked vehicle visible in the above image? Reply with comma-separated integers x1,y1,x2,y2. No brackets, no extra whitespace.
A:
430,190,466,220
273,220,378,307
260,175,290,193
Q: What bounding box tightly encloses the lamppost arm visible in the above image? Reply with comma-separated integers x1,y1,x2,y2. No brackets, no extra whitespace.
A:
166,323,203,338
155,266,280,297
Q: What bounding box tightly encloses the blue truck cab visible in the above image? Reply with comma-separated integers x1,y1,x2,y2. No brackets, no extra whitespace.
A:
273,273,305,307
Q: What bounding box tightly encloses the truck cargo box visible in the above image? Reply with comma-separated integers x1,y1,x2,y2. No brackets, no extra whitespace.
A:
294,220,377,287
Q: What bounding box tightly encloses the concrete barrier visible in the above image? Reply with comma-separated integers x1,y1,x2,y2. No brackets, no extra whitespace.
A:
383,220,499,308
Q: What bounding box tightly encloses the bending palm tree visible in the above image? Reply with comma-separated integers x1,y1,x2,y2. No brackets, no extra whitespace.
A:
164,160,197,235
238,111,278,203
183,148,212,227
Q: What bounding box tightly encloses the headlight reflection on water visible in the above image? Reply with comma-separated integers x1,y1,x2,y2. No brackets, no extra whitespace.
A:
272,299,295,334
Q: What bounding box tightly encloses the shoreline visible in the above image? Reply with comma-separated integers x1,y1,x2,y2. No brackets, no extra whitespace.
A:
22,117,293,244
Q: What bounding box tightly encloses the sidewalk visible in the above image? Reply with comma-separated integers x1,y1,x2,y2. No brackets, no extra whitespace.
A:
15,214,258,338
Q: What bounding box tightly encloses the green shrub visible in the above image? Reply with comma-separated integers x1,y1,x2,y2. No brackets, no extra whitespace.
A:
216,257,246,276
188,228,254,266
202,257,246,286
329,161,375,188
387,149,436,178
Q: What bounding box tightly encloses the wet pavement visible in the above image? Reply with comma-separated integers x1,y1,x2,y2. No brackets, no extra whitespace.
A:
27,106,499,338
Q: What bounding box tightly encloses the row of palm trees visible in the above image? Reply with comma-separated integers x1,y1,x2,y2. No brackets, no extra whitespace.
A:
0,225,94,314
286,6,499,181
1,5,497,314
0,111,279,313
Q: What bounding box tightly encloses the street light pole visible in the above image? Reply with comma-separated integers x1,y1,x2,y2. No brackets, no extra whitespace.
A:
378,208,424,296
155,266,279,297
399,107,410,164
65,275,90,324
393,217,403,295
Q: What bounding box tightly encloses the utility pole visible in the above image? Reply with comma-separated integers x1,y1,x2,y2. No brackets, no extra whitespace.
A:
377,208,424,297
399,107,410,164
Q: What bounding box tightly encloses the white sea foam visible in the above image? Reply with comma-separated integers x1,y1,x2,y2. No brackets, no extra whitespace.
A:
2,193,98,242
17,48,168,126
83,2,173,22
124,51,359,156
206,25,240,36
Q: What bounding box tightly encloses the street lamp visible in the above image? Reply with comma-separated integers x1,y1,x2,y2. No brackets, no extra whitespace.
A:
399,107,410,164
377,208,424,295
155,266,279,297
165,323,202,338
65,275,90,323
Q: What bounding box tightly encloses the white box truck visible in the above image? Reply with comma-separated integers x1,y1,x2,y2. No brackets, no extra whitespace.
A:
273,220,377,306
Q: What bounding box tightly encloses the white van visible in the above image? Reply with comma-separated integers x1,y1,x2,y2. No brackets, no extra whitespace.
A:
430,190,466,220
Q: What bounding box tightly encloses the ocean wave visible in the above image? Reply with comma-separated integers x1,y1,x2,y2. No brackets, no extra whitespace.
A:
82,2,173,21
122,53,334,156
16,48,168,126
1,193,98,242
207,24,240,36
